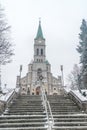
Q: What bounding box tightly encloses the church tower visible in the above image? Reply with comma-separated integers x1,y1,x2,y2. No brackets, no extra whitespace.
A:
16,20,62,95
34,20,46,62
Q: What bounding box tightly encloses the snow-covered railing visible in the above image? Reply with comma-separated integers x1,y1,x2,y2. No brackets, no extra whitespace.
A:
68,90,87,112
0,89,16,114
41,86,50,129
0,87,20,109
0,90,15,103
0,88,20,114
40,80,54,130
47,100,54,128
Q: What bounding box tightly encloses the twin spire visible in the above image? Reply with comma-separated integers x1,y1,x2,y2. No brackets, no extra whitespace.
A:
35,19,45,40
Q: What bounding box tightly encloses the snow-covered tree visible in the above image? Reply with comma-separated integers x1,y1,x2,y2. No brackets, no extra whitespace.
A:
0,5,14,65
77,19,87,88
67,64,80,90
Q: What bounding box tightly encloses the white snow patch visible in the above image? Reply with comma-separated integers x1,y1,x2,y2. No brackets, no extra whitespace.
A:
64,86,71,93
0,90,14,102
15,87,20,93
64,86,87,102
71,90,87,101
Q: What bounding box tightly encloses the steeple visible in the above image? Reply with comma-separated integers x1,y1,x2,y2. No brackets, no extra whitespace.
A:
35,20,45,40
34,20,46,62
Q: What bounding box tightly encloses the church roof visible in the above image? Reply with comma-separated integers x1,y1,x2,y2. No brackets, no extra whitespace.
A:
45,60,49,64
35,20,45,40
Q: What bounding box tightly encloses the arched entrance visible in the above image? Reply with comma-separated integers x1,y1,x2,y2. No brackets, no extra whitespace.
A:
27,87,30,95
53,93,57,95
36,86,40,95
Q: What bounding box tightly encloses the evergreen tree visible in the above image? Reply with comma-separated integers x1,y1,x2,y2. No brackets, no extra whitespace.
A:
77,19,87,88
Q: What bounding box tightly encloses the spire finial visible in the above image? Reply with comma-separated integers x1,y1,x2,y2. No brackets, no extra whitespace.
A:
39,17,41,24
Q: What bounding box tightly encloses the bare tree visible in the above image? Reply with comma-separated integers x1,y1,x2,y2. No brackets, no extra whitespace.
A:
67,64,80,90
0,5,14,65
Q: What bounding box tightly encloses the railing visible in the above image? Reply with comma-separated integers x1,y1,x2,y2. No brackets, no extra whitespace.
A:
68,90,87,112
41,86,50,128
40,80,54,130
47,100,54,127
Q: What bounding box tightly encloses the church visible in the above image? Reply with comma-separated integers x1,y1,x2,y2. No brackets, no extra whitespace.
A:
16,21,62,95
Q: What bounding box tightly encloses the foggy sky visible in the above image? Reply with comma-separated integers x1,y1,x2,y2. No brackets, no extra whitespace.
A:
0,0,87,89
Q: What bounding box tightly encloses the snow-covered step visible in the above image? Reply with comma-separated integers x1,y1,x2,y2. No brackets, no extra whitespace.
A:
0,122,48,127
0,118,47,123
54,117,87,122
0,114,46,118
0,126,48,130
53,113,87,118
52,126,87,130
0,95,48,130
54,121,87,126
47,95,87,129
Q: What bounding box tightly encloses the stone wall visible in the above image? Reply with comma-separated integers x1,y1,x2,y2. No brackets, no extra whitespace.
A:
0,101,5,114
68,91,87,112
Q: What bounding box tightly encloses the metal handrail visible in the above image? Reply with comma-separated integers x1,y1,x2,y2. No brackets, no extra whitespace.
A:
40,80,54,130
41,86,50,128
47,100,54,125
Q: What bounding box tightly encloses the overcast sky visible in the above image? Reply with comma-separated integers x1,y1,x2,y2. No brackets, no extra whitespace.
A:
0,0,87,89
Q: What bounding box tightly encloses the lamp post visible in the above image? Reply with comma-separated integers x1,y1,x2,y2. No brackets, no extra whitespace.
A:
60,65,64,87
0,64,2,93
19,65,22,89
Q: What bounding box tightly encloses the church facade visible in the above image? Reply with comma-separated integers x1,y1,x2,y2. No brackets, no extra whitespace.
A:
16,21,63,95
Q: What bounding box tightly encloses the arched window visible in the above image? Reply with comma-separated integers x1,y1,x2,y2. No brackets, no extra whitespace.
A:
37,49,39,55
41,49,43,55
54,87,56,90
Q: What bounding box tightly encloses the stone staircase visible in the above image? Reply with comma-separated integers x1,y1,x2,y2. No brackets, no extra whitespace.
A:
0,95,48,130
0,94,87,130
47,95,87,130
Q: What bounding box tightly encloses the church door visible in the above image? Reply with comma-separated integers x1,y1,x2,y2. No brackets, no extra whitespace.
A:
27,88,30,95
36,87,40,95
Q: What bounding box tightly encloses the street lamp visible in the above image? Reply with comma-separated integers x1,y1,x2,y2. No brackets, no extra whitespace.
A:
0,65,2,93
19,65,22,88
60,65,64,87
